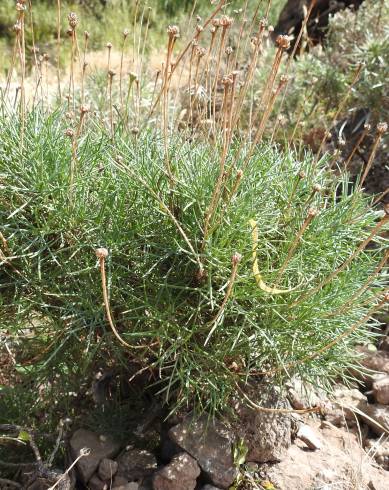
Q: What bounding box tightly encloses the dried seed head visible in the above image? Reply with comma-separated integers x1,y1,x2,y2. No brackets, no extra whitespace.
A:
268,25,274,33
80,104,90,114
16,2,26,12
225,46,233,56
167,25,180,39
236,169,243,179
131,127,140,135
221,76,233,87
220,15,234,28
108,69,116,78
13,22,22,33
363,123,371,131
83,61,89,69
377,122,388,134
299,170,306,179
123,28,129,38
196,24,204,33
43,53,49,61
232,252,242,265
129,72,138,82
313,184,322,193
276,35,290,50
196,46,206,58
196,15,202,22
308,207,318,218
211,18,221,28
259,18,268,29
95,248,109,259
84,30,90,40
68,12,78,29
210,26,217,34
31,46,39,54
65,128,74,138
106,42,112,49
66,27,73,37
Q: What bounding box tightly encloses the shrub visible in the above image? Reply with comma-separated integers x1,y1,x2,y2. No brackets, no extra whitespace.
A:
1,106,388,415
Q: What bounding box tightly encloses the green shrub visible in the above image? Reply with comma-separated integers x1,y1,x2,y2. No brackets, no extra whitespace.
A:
1,107,387,415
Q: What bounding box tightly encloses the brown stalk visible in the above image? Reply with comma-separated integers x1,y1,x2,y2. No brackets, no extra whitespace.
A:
96,248,146,351
204,252,242,346
145,0,226,125
108,70,115,139
163,26,180,188
325,250,389,318
343,123,370,171
274,208,318,285
249,292,389,379
120,29,129,110
81,31,89,107
292,212,389,307
312,63,363,170
56,0,61,101
359,123,387,190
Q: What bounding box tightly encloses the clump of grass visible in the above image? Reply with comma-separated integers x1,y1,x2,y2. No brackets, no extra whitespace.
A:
0,0,388,423
0,105,388,414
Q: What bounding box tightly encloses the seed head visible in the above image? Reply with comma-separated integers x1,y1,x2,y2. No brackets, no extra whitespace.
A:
236,169,243,179
65,128,74,138
131,127,140,135
196,24,204,33
66,28,73,37
95,248,109,259
129,72,138,82
13,22,22,33
196,46,206,58
308,207,318,218
363,123,371,131
167,25,180,39
123,28,129,38
232,252,242,265
80,105,90,114
219,15,234,28
268,25,274,33
225,46,233,56
276,35,290,50
377,122,387,134
106,42,112,49
313,184,322,193
108,69,116,78
211,18,221,28
68,12,78,29
16,2,26,12
299,170,306,179
84,31,90,40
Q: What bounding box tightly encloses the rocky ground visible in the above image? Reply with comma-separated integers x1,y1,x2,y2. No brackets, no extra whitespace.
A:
3,325,387,490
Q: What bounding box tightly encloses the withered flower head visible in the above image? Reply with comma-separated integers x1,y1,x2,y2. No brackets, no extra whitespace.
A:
68,12,78,29
276,35,290,50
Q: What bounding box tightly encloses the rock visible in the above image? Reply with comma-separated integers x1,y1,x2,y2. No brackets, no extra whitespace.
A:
372,375,389,404
69,429,121,484
326,384,369,426
379,335,389,352
296,424,321,450
116,448,157,481
113,484,139,490
355,346,389,385
286,377,328,411
98,458,118,481
364,404,389,436
234,382,292,463
265,420,389,490
88,474,108,490
169,415,237,489
152,453,200,490
113,476,129,487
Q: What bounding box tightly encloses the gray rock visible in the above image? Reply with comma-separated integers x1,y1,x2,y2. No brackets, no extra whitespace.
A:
113,485,139,490
296,424,321,450
364,404,389,436
98,458,118,481
286,377,328,411
69,429,121,484
88,474,108,490
116,448,157,481
234,382,292,463
169,415,237,488
372,375,389,405
113,476,129,488
326,384,369,426
152,453,200,490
